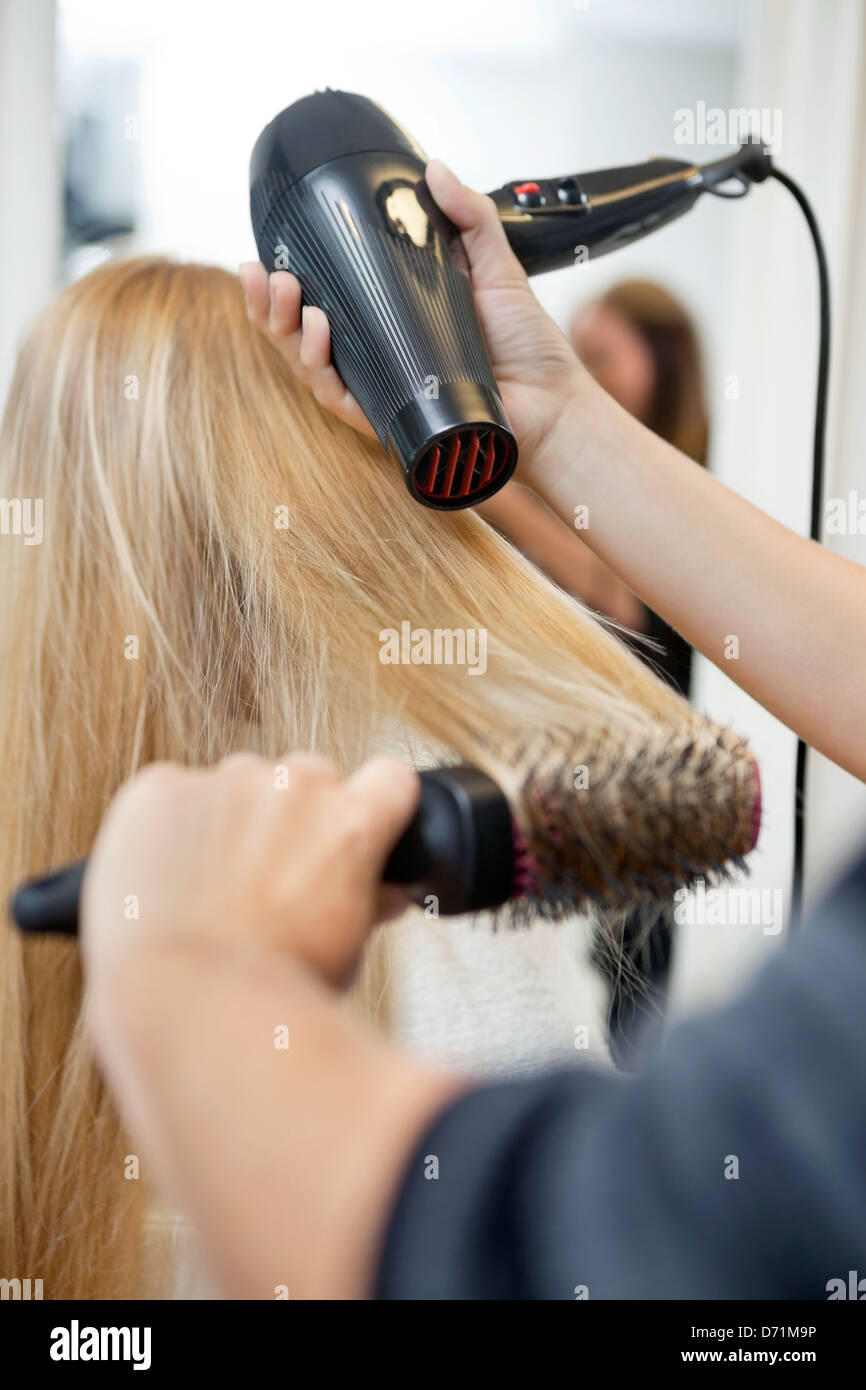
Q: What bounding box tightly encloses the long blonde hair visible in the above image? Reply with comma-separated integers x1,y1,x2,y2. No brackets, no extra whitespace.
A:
0,257,712,1298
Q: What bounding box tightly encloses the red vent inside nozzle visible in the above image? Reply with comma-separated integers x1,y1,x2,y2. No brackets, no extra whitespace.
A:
413,428,510,506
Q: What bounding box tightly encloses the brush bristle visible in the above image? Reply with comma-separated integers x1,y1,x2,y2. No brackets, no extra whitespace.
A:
497,718,760,921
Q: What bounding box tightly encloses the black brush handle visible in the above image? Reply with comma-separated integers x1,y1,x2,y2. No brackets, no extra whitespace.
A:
11,859,86,936
384,765,513,914
9,767,515,935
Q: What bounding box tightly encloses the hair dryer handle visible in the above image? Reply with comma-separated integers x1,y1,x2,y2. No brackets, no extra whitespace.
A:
489,156,704,275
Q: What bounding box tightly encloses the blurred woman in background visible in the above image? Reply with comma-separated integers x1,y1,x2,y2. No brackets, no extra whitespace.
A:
482,279,708,698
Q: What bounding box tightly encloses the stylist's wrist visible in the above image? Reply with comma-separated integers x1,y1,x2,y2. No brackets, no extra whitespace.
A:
88,929,467,1299
520,369,641,520
515,364,594,489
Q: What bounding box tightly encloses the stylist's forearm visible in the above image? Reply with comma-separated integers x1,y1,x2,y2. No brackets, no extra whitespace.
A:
88,939,462,1300
529,381,866,779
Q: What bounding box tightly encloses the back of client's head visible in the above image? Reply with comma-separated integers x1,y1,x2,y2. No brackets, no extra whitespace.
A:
0,258,734,1296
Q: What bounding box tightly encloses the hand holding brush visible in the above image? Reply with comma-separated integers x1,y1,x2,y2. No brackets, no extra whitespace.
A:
11,714,760,940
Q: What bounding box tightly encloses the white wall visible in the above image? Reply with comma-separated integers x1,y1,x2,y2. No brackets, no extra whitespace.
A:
0,0,58,404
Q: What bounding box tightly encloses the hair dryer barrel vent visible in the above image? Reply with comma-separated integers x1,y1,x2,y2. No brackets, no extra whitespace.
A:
250,90,518,509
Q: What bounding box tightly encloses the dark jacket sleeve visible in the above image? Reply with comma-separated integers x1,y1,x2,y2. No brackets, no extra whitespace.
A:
375,848,866,1299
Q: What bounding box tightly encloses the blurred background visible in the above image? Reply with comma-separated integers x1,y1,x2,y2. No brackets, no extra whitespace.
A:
1,0,864,1014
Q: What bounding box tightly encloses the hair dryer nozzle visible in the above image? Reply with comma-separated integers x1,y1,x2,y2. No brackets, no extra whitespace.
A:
390,382,515,507
250,91,518,508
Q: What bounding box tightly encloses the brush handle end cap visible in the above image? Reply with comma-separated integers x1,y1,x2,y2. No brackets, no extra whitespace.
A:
10,860,85,935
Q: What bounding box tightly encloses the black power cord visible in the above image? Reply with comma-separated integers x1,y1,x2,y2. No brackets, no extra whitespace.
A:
769,169,831,925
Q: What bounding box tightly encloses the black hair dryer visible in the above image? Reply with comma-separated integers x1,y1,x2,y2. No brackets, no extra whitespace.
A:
250,91,518,509
250,90,772,508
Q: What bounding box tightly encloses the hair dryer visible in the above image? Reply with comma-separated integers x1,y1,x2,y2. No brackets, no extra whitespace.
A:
250,91,518,509
250,90,772,509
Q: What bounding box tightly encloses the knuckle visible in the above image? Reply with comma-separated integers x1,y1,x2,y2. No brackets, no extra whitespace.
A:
338,802,374,855
115,761,181,821
478,193,500,226
285,752,340,783
220,751,263,774
366,754,409,780
133,760,180,794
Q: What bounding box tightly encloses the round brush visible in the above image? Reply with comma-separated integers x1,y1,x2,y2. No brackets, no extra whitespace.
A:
9,721,760,934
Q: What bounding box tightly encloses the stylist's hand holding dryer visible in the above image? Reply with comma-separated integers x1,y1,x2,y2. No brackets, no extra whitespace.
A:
241,160,866,782
80,164,866,1302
